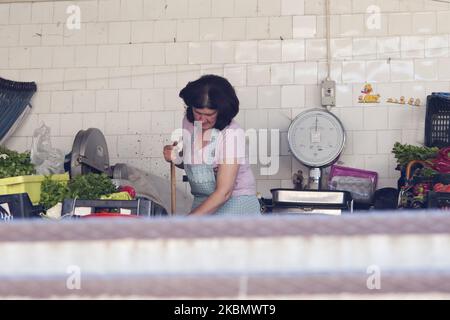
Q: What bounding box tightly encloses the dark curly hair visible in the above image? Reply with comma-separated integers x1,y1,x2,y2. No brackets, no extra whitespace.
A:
179,75,239,130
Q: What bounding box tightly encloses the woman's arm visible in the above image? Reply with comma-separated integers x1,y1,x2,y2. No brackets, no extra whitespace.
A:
189,163,240,216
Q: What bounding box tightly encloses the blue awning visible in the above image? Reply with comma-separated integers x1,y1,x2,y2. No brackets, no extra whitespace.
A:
0,77,37,145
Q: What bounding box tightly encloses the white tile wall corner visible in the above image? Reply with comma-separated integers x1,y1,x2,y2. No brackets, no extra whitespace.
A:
281,0,304,16
388,13,412,36
60,113,83,137
377,37,401,59
401,36,425,59
390,60,414,82
363,106,389,130
234,0,258,17
281,85,305,108
425,36,449,58
353,38,377,60
366,60,390,83
0,4,9,23
305,39,326,60
269,16,292,40
412,12,436,35
165,43,188,65
223,18,246,41
86,68,109,90
10,3,31,24
353,131,377,155
365,154,389,178
271,63,294,85
340,14,364,37
96,90,119,112
108,67,132,89
41,24,63,46
199,18,223,41
342,129,353,155
438,58,450,81
83,113,106,132
109,22,131,44
246,17,270,40
258,0,281,17
387,153,400,179
247,64,270,86
293,16,316,38
212,0,233,18
436,11,450,34
177,65,201,87
335,84,352,107
282,39,305,62
212,42,235,64
200,64,223,76
224,64,247,87
388,106,413,130
19,24,42,47
304,84,321,106
331,38,352,60
294,62,317,84
188,42,211,64
153,20,177,42
236,87,257,108
235,41,258,63
257,86,281,108
342,61,366,83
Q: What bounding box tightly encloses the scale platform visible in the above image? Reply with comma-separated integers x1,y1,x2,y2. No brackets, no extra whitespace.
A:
269,189,353,215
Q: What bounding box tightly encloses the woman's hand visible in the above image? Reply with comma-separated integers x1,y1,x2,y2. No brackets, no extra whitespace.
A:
163,142,184,169
163,142,178,163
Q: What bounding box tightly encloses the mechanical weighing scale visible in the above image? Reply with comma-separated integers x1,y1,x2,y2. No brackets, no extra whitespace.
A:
270,108,353,215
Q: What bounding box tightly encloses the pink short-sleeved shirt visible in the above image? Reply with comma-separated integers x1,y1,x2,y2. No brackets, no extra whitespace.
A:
182,116,256,197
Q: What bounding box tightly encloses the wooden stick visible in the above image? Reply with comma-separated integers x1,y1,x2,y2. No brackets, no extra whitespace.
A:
170,161,176,215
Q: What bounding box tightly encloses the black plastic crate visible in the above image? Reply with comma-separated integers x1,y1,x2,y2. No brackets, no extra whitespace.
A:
425,92,450,148
61,198,168,217
428,191,450,209
432,173,450,185
0,193,44,220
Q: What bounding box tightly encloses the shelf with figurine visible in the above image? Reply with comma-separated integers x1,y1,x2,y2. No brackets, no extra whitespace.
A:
386,96,421,106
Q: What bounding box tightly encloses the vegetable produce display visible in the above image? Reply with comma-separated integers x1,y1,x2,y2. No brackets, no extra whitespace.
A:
392,142,439,168
429,147,450,174
0,146,35,179
40,177,67,210
433,183,450,193
40,173,117,210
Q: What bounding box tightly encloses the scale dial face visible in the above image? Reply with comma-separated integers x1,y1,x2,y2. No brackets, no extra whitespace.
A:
288,109,346,168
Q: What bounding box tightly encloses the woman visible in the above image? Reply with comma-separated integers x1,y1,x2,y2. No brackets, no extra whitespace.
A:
163,75,261,216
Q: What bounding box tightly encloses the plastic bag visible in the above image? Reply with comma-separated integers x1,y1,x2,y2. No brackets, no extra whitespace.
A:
30,124,65,175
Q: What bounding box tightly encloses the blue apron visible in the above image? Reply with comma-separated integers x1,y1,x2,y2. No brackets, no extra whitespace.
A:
184,130,261,215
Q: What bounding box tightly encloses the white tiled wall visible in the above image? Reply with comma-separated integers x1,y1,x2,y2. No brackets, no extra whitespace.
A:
3,0,450,195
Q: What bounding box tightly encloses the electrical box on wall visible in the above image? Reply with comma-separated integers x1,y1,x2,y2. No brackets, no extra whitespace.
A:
321,79,336,107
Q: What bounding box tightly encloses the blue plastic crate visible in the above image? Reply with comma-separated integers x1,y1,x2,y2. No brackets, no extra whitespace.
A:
425,92,450,148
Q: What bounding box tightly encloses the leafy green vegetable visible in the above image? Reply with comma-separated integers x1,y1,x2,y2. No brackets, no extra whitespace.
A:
40,177,68,210
0,146,35,179
66,173,116,200
39,173,117,210
392,142,439,168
